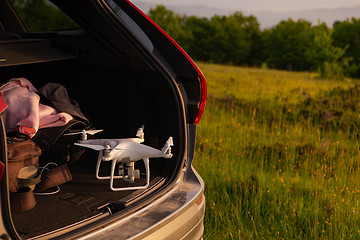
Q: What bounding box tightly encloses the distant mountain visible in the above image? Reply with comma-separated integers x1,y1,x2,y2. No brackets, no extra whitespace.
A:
132,1,360,29
257,6,360,29
133,2,235,18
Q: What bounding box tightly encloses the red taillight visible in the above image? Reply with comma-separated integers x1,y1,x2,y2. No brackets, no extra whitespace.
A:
194,74,207,124
125,0,207,124
0,162,4,183
0,92,8,115
0,92,7,183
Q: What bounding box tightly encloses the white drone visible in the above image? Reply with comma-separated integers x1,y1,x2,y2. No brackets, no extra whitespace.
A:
72,126,174,191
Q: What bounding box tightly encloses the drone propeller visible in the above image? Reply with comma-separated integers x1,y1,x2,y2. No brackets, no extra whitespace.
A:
64,129,104,136
74,143,107,151
64,129,103,141
136,125,145,139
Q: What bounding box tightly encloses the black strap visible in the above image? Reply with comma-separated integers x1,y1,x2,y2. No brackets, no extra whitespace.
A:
32,119,86,152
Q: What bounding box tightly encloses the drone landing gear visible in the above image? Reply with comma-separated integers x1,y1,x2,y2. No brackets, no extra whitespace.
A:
95,152,150,191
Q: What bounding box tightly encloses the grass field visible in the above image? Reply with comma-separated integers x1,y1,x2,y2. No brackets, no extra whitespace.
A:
193,62,360,239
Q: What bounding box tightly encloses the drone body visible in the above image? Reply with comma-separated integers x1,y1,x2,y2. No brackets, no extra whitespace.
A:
74,126,174,191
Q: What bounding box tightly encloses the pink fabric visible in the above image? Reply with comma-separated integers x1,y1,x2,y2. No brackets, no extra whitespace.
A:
0,78,73,138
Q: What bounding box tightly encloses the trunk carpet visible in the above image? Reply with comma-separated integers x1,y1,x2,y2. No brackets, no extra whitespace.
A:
11,154,163,237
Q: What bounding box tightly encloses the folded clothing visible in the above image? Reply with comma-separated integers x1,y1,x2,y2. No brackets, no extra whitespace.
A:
38,82,89,124
0,78,73,138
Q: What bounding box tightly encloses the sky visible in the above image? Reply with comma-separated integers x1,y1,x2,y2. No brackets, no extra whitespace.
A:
133,0,360,12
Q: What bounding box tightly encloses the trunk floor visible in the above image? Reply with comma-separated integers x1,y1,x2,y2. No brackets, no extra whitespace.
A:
11,155,165,238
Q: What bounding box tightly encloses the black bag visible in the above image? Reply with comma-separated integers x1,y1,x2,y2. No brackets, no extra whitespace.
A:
33,82,92,166
32,119,88,166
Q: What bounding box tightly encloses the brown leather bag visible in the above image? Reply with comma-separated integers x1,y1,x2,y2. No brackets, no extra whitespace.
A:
7,134,41,192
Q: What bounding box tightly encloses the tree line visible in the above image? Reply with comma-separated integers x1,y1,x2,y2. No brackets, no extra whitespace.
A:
148,5,360,79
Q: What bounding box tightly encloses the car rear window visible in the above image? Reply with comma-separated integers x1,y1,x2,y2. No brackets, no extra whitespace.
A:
105,0,154,52
9,0,78,32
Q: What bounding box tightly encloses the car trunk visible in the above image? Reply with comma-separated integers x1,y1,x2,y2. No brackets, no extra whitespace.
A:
0,32,186,238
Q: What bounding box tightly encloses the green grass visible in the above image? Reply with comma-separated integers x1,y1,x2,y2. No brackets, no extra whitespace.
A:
194,62,360,239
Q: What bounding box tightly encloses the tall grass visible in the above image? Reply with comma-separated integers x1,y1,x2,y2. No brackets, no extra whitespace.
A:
194,63,360,239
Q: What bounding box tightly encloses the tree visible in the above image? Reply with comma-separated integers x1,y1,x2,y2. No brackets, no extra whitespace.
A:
183,16,213,61
148,7,257,66
263,18,313,71
148,5,190,49
306,23,348,79
10,0,78,32
206,14,251,65
230,13,264,66
332,18,360,78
